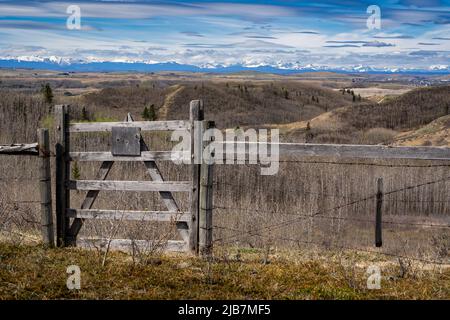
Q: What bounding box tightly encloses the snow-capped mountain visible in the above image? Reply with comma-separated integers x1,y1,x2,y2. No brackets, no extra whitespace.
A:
0,55,449,74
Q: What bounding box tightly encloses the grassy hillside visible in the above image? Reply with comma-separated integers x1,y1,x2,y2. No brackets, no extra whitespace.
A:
280,85,450,145
163,81,355,128
67,80,356,128
1,243,448,299
394,115,450,146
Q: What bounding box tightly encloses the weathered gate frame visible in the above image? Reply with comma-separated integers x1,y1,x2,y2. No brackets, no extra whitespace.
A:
54,101,208,255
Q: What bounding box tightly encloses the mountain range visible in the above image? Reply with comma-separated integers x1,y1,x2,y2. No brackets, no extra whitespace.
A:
0,56,448,74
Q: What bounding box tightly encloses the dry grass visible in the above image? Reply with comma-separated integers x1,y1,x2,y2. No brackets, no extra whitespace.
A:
0,242,448,300
280,85,450,145
394,115,450,147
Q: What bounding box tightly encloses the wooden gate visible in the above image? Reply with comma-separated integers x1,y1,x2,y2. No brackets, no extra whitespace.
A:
54,101,206,254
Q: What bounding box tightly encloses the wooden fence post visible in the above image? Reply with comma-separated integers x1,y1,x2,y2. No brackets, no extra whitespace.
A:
375,177,383,247
199,121,215,257
55,105,70,247
38,128,54,247
189,100,204,254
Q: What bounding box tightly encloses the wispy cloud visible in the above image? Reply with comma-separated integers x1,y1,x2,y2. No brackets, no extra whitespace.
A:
245,35,277,39
326,41,368,44
324,44,360,48
363,41,395,47
0,19,101,31
326,40,395,47
0,1,296,21
180,31,204,37
373,34,414,39
0,0,448,71
294,31,320,35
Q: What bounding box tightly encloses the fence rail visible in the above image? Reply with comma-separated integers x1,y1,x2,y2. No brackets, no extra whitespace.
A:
68,120,189,133
0,130,53,247
0,143,39,155
219,142,450,160
1,100,449,261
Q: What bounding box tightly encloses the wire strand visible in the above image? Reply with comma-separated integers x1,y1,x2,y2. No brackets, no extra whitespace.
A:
213,176,450,244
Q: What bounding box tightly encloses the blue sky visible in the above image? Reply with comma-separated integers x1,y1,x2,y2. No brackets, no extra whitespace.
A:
0,0,449,70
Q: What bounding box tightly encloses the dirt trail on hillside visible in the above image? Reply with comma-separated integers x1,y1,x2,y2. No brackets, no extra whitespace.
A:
158,84,184,120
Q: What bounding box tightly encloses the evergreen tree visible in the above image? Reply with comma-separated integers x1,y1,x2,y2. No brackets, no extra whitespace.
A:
305,122,313,143
142,104,157,121
149,104,156,120
142,106,150,120
81,106,89,121
41,83,53,104
72,161,81,180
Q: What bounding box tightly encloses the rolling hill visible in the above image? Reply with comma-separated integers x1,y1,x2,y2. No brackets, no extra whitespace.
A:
277,85,450,145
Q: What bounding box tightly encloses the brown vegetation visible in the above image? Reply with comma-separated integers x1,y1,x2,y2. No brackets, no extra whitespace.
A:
0,242,448,299
0,73,449,299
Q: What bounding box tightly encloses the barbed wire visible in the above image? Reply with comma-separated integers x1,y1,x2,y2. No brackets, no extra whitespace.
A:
213,207,449,229
213,226,447,265
384,176,450,196
384,199,450,203
213,176,450,244
214,174,450,201
213,181,363,199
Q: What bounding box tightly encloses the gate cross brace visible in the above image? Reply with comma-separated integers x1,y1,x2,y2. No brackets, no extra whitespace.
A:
67,113,188,243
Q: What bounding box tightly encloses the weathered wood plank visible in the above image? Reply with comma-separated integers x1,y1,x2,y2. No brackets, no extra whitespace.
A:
69,151,188,162
125,113,190,243
69,112,135,239
375,178,383,248
68,120,189,133
68,180,191,192
111,126,141,156
38,129,54,247
189,100,203,254
218,142,450,161
77,238,187,252
67,209,191,222
0,143,39,155
55,105,70,247
68,161,113,239
199,121,214,257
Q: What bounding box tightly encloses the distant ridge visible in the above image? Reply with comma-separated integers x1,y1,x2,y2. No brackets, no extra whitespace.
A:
0,59,449,75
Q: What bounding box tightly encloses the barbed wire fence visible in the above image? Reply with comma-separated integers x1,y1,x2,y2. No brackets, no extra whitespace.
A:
0,175,42,245
0,134,54,246
211,158,450,265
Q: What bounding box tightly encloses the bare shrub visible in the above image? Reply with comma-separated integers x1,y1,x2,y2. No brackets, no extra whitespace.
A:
360,127,397,145
429,234,449,263
397,257,414,279
127,219,175,266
